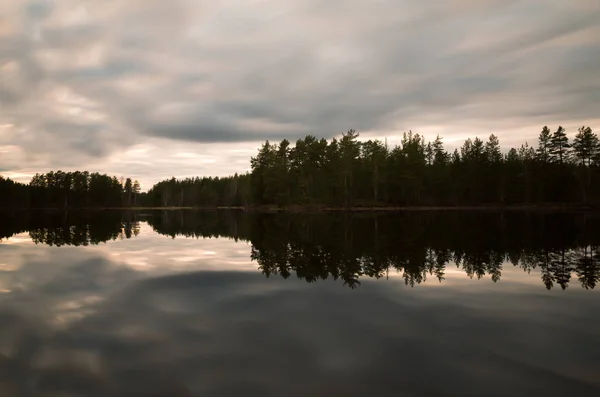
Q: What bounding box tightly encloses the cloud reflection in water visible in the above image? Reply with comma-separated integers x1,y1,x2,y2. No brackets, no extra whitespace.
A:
0,224,599,395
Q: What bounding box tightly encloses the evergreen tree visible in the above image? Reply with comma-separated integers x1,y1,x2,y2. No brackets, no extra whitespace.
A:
339,129,361,206
432,135,449,166
549,126,570,163
536,126,552,163
572,126,598,166
250,141,276,204
485,134,502,163
133,180,141,205
425,142,433,166
124,178,133,206
361,140,388,202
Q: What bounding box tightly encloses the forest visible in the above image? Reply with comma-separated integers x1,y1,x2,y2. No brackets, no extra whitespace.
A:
1,124,599,208
0,172,142,208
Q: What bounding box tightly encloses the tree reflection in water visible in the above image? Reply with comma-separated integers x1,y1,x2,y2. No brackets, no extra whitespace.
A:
1,210,599,290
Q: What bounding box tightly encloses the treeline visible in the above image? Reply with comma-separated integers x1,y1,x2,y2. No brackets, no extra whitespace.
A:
248,126,600,206
0,170,249,208
0,171,143,208
2,124,599,208
0,176,30,208
145,125,600,208
143,175,251,207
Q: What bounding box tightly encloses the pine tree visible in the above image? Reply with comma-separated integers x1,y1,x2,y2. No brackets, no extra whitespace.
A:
124,178,133,206
572,126,598,166
132,180,141,205
536,126,552,163
432,135,448,166
425,142,433,166
549,126,570,163
485,134,502,163
339,129,360,206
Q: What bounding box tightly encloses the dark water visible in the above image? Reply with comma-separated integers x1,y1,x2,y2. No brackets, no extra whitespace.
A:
0,210,599,396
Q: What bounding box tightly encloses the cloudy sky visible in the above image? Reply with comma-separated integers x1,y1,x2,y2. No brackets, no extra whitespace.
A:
1,0,599,189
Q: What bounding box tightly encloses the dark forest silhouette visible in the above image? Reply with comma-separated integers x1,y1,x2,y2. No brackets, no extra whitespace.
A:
147,125,600,207
2,210,599,290
1,125,599,208
0,172,141,209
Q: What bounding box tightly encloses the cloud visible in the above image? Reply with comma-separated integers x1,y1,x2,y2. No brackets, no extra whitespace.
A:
0,0,599,184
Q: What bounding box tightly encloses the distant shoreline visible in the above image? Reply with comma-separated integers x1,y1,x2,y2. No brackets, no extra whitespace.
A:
1,204,597,212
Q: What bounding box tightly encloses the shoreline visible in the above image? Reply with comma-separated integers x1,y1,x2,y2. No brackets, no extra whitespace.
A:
1,204,597,213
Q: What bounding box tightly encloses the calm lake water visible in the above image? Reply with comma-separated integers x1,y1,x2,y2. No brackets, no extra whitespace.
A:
0,210,599,396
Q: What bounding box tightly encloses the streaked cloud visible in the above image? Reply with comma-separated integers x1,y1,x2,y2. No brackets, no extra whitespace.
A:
1,0,599,188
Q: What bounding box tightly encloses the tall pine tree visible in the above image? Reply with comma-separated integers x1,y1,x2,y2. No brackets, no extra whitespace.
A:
549,126,570,163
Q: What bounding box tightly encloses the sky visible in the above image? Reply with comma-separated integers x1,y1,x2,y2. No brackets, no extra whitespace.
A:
1,0,599,190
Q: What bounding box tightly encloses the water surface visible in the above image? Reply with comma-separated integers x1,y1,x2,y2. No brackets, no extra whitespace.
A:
0,210,599,396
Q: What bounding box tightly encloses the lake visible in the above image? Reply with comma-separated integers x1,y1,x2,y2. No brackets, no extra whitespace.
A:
0,210,599,396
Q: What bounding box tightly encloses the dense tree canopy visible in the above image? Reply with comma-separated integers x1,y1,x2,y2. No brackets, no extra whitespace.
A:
1,125,599,208
143,174,250,208
247,125,600,207
0,176,30,207
0,171,142,208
